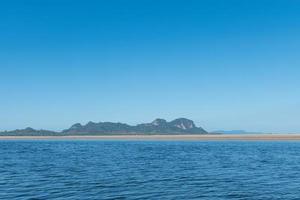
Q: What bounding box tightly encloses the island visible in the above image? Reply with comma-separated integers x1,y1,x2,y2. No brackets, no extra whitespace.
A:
0,118,207,136
1,118,300,141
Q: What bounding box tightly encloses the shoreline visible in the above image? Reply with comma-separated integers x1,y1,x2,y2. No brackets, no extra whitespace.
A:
1,134,300,141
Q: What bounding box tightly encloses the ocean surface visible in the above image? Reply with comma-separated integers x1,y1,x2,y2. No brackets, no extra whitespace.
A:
1,140,300,199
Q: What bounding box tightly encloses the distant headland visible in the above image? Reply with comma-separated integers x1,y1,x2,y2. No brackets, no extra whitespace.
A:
0,118,208,136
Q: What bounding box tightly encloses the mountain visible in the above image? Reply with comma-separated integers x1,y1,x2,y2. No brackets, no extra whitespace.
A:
63,121,133,135
0,118,207,136
0,127,59,136
63,118,208,135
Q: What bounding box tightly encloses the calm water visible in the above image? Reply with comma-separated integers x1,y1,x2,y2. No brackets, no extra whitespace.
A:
1,141,300,199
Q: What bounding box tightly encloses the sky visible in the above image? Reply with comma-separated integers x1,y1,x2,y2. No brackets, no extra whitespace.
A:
1,0,300,133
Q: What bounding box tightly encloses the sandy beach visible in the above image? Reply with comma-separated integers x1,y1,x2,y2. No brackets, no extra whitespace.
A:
1,134,300,141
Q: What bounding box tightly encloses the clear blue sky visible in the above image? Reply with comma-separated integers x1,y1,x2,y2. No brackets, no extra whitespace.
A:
1,0,300,133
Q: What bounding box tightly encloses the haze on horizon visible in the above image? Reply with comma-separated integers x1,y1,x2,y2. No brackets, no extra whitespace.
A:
1,0,300,133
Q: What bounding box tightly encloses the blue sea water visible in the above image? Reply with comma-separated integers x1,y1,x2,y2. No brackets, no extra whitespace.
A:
1,141,300,199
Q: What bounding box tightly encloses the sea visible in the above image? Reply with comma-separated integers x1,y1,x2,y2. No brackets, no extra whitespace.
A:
1,140,300,199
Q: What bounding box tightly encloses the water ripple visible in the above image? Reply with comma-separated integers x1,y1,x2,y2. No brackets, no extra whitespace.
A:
1,141,300,199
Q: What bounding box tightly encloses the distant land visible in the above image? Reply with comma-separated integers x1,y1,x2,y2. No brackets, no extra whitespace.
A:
212,130,263,134
0,118,208,136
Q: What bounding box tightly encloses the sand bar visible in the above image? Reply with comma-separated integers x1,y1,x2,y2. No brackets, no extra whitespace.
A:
1,134,300,141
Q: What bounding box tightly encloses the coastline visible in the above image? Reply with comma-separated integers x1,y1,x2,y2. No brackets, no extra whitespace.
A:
1,134,300,141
